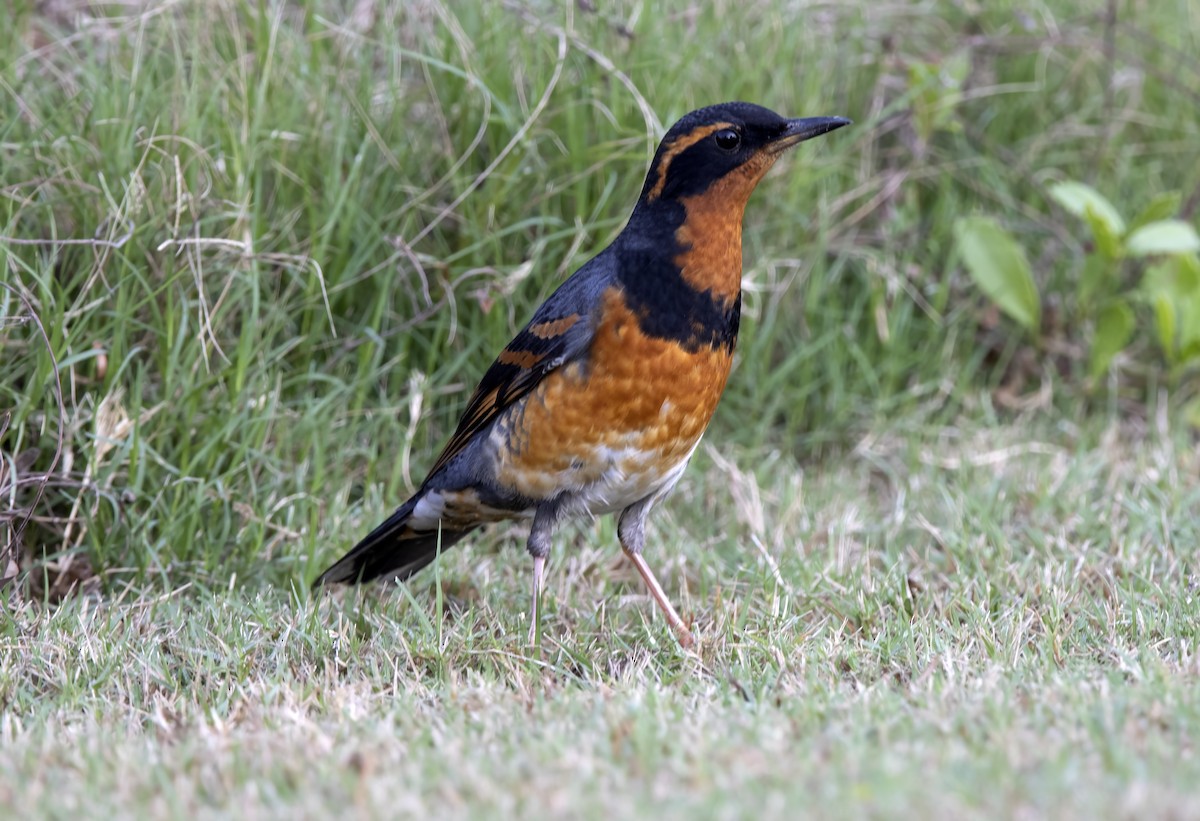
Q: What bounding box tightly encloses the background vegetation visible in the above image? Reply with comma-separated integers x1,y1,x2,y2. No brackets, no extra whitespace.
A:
2,0,1198,816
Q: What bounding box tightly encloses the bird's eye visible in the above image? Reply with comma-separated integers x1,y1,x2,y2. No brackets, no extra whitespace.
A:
714,129,741,152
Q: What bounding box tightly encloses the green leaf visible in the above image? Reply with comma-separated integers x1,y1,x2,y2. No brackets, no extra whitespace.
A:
1084,208,1122,260
1048,181,1126,236
1151,293,1176,361
1180,340,1200,366
1141,253,1200,300
1141,256,1200,363
1142,262,1173,298
1129,191,1182,232
1078,252,1114,307
1181,253,1200,279
1090,300,1135,377
954,216,1041,333
1177,258,1200,352
1132,254,1200,364
1125,220,1200,257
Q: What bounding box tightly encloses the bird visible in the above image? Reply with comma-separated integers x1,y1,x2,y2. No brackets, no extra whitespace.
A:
313,102,850,648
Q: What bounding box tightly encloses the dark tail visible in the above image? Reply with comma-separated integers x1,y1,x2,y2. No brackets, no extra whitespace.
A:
312,495,476,587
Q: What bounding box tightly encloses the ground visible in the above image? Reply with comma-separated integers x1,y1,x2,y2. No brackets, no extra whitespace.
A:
4,419,1198,817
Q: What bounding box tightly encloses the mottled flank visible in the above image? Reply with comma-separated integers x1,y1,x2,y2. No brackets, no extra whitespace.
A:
412,487,523,530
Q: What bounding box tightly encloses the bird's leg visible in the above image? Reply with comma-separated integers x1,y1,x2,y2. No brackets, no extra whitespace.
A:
526,502,559,647
529,554,545,646
624,551,694,648
618,501,695,649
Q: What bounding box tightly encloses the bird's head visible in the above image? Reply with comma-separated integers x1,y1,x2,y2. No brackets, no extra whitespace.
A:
637,102,850,207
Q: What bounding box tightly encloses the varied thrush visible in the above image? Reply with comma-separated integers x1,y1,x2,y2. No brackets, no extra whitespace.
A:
314,102,850,648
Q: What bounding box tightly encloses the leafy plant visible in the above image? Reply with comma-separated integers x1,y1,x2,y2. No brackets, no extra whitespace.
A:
955,181,1200,381
953,217,1040,334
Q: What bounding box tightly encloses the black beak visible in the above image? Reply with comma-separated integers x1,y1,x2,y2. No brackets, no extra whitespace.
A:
768,116,853,153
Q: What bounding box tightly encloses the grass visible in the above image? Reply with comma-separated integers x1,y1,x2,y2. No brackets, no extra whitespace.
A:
2,0,1200,817
4,418,1199,817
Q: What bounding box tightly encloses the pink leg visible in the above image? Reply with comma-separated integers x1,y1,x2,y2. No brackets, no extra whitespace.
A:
624,548,695,649
528,554,545,646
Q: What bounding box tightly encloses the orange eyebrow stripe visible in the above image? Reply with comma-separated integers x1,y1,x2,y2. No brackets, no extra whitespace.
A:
497,348,546,369
529,314,581,339
645,123,732,202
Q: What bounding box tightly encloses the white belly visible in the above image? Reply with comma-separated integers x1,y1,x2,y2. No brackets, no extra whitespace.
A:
554,438,700,519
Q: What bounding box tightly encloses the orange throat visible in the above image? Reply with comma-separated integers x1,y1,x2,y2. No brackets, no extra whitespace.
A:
674,151,779,307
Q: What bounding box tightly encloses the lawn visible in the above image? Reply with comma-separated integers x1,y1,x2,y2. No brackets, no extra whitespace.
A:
4,419,1199,817
2,0,1199,818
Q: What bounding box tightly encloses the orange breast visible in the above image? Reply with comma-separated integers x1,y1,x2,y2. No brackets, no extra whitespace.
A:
491,287,733,504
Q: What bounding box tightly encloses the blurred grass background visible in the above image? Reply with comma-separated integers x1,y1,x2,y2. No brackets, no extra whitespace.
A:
1,0,1198,593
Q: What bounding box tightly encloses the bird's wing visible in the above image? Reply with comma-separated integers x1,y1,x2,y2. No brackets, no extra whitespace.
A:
425,252,610,477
